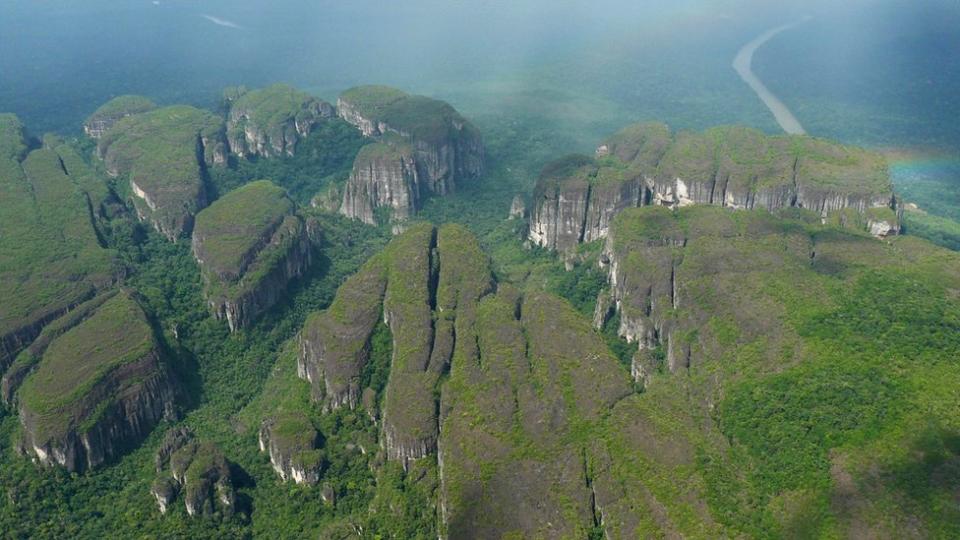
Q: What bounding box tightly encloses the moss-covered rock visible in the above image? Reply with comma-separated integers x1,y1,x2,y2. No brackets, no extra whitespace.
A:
338,86,484,228
0,119,122,377
83,95,157,139
152,428,238,518
96,105,227,240
531,123,901,253
259,412,325,485
192,180,314,331
17,291,179,472
224,84,335,159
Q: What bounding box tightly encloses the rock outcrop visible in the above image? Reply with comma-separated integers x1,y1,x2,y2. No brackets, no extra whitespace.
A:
259,413,325,485
83,95,156,139
530,123,901,253
298,254,387,411
96,105,227,240
298,224,493,467
223,84,335,159
192,181,315,331
337,86,484,228
1,117,121,382
17,291,179,473
152,428,238,517
508,194,527,219
594,205,839,384
339,140,421,226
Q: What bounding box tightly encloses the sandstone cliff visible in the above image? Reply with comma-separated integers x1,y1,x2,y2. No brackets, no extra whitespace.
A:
337,86,484,228
224,84,335,159
259,413,325,485
152,428,238,517
16,291,179,473
339,140,421,226
96,105,228,240
530,124,901,253
192,181,316,331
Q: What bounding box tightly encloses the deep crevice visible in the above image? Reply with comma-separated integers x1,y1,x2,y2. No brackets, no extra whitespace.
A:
578,183,593,244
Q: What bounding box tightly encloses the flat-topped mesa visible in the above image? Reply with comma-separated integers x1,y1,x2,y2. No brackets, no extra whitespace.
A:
259,413,325,485
224,84,335,159
337,86,484,227
530,123,901,253
83,95,157,139
297,223,492,467
1,117,122,376
152,429,238,517
192,180,315,332
16,291,179,473
96,105,228,240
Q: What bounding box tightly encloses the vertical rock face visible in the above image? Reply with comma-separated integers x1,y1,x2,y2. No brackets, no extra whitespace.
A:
96,105,228,240
337,86,484,228
16,291,180,473
152,429,238,518
258,413,325,485
223,84,335,159
298,255,388,411
597,206,825,384
83,95,157,139
529,123,901,254
191,181,316,331
508,194,527,219
339,141,421,225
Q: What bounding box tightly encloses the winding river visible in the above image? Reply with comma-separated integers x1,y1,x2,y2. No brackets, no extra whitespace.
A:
733,17,812,135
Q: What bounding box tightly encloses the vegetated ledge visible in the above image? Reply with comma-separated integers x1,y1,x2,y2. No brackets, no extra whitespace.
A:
337,85,484,229
15,290,180,473
95,105,228,240
528,123,902,254
191,180,317,332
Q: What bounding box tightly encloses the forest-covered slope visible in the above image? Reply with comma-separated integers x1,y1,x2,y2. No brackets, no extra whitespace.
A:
0,83,957,539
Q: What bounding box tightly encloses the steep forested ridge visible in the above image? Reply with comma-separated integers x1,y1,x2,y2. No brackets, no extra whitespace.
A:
0,83,957,539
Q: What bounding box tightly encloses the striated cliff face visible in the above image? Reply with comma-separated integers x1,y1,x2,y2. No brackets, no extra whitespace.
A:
16,292,179,473
152,428,238,517
83,95,157,139
530,123,901,253
192,181,316,331
336,86,484,228
593,206,859,385
224,84,335,159
339,141,421,226
96,105,227,240
258,413,325,485
298,224,493,468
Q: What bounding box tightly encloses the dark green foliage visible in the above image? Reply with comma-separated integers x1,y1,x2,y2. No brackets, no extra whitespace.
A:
360,322,393,399
903,210,960,251
209,119,365,205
